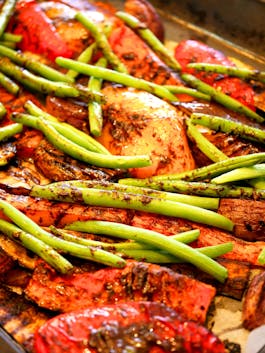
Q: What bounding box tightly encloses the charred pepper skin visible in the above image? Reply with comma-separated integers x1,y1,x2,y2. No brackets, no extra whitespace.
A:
34,301,226,353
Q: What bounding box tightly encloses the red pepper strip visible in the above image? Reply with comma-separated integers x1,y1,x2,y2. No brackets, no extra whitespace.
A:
34,301,226,353
10,0,73,61
175,39,255,110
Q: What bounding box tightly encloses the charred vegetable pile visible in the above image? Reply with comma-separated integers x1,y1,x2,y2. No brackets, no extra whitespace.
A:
0,0,265,352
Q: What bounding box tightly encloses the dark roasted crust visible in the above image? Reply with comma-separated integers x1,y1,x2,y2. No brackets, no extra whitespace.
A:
218,199,265,241
25,260,216,324
242,270,265,330
33,139,126,182
0,286,50,352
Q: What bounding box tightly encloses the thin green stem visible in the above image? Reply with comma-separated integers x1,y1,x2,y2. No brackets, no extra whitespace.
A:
56,57,178,102
116,11,181,71
48,179,220,210
0,199,126,268
66,220,228,282
181,73,264,123
0,57,103,102
75,12,128,73
88,57,107,136
0,44,74,83
187,63,265,84
0,219,73,274
191,113,265,145
30,184,234,231
0,123,23,141
186,119,228,162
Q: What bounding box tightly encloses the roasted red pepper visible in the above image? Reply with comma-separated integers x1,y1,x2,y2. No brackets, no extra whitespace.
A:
174,39,255,110
10,0,73,61
34,301,226,353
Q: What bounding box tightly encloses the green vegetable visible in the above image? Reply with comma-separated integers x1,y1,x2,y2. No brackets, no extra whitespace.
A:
212,164,265,184
0,57,103,102
0,70,19,95
187,63,265,84
13,110,110,155
0,219,73,274
248,177,265,190
164,85,211,100
0,0,17,38
1,32,22,42
118,152,265,185
24,100,110,154
0,40,15,48
116,11,181,71
186,119,228,162
32,117,151,169
0,102,7,120
75,12,128,73
181,73,264,123
88,57,107,136
66,42,96,80
48,179,220,209
258,248,265,264
121,242,233,264
30,184,234,231
56,57,178,102
66,220,228,282
51,226,200,250
0,44,74,83
121,179,265,199
0,122,23,141
191,113,265,145
0,199,126,268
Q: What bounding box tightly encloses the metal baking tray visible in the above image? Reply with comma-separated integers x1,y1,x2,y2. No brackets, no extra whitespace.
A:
1,0,265,352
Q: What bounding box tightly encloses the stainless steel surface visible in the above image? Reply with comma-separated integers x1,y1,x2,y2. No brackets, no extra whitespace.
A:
0,327,26,353
148,0,265,58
